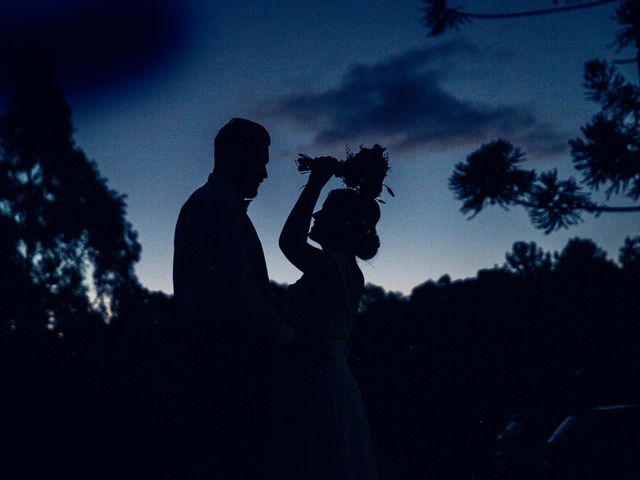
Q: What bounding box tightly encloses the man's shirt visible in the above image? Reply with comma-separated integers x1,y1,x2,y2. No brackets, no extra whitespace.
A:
173,173,288,347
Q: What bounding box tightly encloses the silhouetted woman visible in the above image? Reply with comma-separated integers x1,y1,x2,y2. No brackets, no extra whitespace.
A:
277,155,380,480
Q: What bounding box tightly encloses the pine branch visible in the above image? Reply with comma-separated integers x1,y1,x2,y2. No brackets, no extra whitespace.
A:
424,0,619,37
515,193,640,214
584,204,640,212
463,0,618,20
613,58,637,64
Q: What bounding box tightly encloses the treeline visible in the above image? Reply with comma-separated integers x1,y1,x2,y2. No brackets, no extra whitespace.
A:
2,235,639,478
349,236,640,479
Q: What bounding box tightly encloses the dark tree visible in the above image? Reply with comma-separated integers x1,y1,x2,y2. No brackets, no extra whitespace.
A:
504,241,552,278
331,234,640,480
0,52,141,332
553,237,618,276
0,213,30,332
619,235,640,271
426,1,640,232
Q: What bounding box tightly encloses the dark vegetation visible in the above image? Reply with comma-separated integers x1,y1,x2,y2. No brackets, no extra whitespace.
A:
424,0,640,232
2,48,639,480
351,237,640,479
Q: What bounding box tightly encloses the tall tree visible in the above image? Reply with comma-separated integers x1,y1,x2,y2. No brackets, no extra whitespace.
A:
422,1,640,232
0,212,29,332
0,52,141,332
554,237,617,274
619,235,640,272
504,241,552,278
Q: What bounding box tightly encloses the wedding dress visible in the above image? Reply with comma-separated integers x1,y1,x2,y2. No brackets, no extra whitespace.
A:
275,252,378,480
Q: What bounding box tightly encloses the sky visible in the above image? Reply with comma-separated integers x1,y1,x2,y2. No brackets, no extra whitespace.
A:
1,0,638,295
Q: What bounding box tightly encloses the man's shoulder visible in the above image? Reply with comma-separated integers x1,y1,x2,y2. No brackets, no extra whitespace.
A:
180,179,241,217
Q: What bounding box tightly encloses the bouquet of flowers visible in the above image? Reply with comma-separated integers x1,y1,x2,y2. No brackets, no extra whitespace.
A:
297,144,393,202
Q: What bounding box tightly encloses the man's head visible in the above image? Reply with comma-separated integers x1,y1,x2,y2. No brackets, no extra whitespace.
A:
213,118,271,198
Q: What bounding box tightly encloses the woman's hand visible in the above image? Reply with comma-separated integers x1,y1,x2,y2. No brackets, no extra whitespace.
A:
307,156,339,187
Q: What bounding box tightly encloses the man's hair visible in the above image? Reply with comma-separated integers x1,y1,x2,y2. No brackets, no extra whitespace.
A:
213,118,271,172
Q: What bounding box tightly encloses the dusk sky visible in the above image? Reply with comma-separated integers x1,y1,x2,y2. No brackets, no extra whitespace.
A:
2,0,638,294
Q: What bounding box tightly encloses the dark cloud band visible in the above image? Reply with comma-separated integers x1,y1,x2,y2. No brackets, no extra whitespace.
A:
268,40,567,157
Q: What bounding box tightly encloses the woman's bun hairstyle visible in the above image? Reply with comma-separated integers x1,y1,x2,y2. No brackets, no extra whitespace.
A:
325,188,381,260
355,227,380,261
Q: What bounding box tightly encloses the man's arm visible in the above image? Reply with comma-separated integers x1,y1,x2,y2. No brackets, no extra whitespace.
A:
206,198,293,346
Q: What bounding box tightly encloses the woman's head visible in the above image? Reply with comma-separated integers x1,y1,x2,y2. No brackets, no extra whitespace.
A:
309,189,380,260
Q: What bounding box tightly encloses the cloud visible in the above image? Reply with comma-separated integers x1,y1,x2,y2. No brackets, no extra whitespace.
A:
267,40,567,157
0,0,193,98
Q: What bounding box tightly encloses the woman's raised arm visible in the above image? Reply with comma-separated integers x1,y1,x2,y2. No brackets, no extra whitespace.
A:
279,156,337,272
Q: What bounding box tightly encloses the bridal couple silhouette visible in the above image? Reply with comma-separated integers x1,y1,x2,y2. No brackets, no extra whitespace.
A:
171,118,381,480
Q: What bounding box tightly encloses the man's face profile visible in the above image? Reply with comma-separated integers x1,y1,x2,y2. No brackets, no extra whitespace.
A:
241,144,269,199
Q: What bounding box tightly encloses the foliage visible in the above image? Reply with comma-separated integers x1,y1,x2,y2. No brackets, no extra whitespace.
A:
297,144,392,202
571,59,640,199
449,140,534,216
619,235,640,271
504,241,552,278
0,52,141,330
422,0,619,38
434,1,640,231
553,237,618,276
3,233,639,478
0,214,30,332
613,0,640,58
351,235,640,480
340,144,391,201
422,0,471,37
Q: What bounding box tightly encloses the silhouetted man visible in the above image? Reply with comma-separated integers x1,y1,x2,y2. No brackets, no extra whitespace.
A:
171,118,293,479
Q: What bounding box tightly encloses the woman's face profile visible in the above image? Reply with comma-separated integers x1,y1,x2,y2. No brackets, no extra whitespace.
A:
308,208,326,244
309,198,348,247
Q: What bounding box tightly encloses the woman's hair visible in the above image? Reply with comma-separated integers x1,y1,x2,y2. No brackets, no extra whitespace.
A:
324,189,381,260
